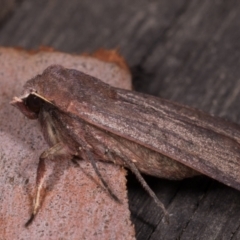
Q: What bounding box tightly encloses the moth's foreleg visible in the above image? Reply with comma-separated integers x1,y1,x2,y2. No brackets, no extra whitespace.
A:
24,156,46,227
25,142,73,227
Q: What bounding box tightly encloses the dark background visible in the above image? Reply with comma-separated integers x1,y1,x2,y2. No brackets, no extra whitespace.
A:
1,1,240,239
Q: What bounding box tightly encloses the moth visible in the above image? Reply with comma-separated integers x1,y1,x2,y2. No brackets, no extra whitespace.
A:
11,65,240,226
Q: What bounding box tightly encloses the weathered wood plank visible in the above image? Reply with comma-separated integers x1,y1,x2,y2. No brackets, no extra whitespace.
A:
137,1,240,239
0,0,16,22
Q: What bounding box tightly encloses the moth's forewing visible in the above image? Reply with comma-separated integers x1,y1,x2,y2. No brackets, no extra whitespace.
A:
32,65,240,191
65,82,240,192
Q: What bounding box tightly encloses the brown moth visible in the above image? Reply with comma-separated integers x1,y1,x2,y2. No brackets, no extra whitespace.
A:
11,65,240,226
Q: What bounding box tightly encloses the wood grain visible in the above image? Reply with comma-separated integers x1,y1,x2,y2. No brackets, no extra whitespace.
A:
0,0,16,22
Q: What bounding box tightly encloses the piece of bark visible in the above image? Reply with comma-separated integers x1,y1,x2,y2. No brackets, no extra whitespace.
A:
0,47,135,239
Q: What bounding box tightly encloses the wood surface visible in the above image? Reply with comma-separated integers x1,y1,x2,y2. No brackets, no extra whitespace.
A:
1,1,240,239
0,0,15,21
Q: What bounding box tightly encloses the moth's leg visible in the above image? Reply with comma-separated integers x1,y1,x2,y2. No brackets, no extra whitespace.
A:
107,150,169,222
85,148,121,203
74,138,121,203
25,142,73,227
89,132,170,223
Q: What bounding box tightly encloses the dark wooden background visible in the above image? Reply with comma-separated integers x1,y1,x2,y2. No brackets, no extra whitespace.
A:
1,1,240,239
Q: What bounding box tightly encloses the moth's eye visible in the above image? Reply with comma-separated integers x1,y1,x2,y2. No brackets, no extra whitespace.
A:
24,94,43,114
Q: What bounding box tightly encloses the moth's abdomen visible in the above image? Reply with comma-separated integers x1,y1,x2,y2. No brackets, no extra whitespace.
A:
83,124,200,180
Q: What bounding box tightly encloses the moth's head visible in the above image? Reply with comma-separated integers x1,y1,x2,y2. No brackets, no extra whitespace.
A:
10,90,50,119
10,65,60,119
11,64,86,119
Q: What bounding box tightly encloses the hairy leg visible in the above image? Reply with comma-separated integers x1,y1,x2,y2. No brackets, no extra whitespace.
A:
25,142,73,227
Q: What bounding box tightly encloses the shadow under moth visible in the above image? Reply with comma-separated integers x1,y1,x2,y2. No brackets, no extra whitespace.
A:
11,65,240,226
